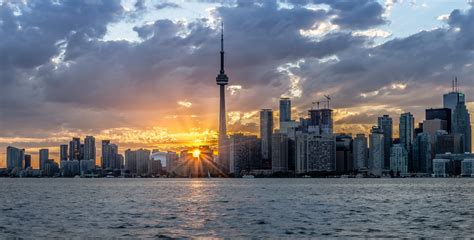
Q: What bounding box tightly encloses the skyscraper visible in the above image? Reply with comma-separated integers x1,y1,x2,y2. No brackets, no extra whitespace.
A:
260,109,273,167
60,144,68,161
377,115,392,169
69,137,80,160
443,80,465,111
353,133,368,170
335,134,353,172
399,112,414,151
452,102,471,153
279,98,291,123
125,149,137,174
369,126,384,176
39,149,49,170
413,133,431,173
271,132,289,173
24,154,31,169
390,144,408,175
443,79,471,152
102,140,119,170
7,146,24,170
216,23,229,173
101,140,110,169
136,149,151,176
84,136,96,162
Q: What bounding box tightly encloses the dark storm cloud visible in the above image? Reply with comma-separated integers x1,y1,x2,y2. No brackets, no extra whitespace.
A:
284,0,386,29
448,7,474,49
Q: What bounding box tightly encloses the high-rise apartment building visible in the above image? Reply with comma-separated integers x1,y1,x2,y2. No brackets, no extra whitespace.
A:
399,112,414,151
60,144,68,161
84,136,96,161
390,144,408,175
295,133,336,173
7,146,24,170
229,134,260,175
69,137,81,160
260,109,273,166
353,133,368,170
377,115,392,169
39,148,49,170
369,126,384,176
271,133,289,173
279,98,291,123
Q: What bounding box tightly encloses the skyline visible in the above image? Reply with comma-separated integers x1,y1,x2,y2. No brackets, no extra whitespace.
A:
1,0,474,167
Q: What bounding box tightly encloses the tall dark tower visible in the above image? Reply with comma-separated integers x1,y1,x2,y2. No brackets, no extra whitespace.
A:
216,22,229,172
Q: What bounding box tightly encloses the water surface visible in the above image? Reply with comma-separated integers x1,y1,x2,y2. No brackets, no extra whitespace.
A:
1,178,473,238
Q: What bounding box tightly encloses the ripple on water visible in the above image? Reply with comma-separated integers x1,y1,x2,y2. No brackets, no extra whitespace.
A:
0,178,473,238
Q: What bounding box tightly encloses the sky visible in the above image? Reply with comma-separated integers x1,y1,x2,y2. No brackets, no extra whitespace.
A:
0,0,473,168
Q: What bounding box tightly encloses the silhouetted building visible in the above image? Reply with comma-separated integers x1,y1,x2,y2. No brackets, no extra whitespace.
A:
399,112,414,151
69,137,80,160
279,98,291,123
7,147,24,171
102,141,119,170
125,149,137,174
101,140,110,169
426,108,451,132
377,115,392,169
369,126,384,176
390,144,408,175
136,149,150,176
435,132,464,154
260,109,273,167
272,133,289,173
84,136,96,161
229,134,261,175
24,154,31,169
353,134,368,171
39,149,49,170
335,134,353,172
452,102,471,153
413,133,431,173
60,144,68,161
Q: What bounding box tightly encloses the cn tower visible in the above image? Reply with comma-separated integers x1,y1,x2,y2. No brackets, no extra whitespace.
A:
216,22,229,171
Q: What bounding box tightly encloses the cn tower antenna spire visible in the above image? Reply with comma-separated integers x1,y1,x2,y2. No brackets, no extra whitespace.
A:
220,21,225,74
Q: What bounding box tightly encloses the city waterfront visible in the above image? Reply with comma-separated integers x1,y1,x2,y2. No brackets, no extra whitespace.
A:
1,178,473,238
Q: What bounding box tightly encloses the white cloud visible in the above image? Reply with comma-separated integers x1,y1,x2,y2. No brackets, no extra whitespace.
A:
437,14,449,21
227,85,242,95
177,101,192,108
299,21,339,38
353,29,392,38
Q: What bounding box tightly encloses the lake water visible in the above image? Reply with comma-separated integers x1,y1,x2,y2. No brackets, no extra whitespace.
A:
0,178,473,238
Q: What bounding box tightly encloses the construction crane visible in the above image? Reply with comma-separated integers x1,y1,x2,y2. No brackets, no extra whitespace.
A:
324,95,331,109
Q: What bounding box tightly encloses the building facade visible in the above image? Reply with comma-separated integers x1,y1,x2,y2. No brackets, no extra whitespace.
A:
260,109,273,166
271,133,289,173
369,126,384,176
353,133,368,171
377,115,392,169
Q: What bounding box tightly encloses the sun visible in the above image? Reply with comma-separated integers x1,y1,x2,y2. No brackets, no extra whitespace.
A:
192,149,201,158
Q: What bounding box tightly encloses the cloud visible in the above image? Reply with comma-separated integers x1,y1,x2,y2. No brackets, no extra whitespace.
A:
1,0,474,162
353,28,392,38
155,1,181,10
178,101,193,108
